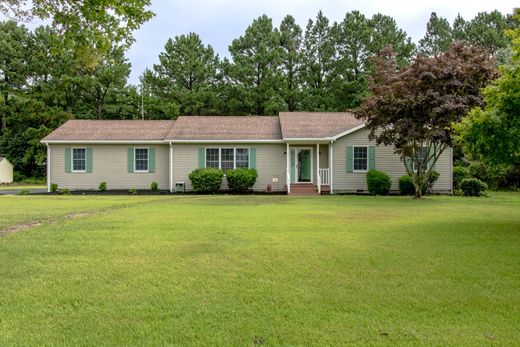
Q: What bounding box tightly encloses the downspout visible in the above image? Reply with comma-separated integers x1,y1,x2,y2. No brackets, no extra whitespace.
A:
286,142,290,194
46,143,50,192
317,143,320,194
169,142,173,193
330,140,334,195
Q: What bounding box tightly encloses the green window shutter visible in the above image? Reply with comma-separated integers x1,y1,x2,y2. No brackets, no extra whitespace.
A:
65,147,71,173
198,147,205,168
148,148,156,173
346,146,353,172
86,148,93,173
368,146,376,170
290,148,296,182
127,147,134,172
428,145,436,171
249,148,256,169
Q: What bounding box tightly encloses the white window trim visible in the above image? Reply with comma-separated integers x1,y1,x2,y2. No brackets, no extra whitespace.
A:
352,145,369,173
205,147,250,170
71,147,87,173
134,147,149,173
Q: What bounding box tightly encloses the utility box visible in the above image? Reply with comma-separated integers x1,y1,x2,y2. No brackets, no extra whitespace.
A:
175,182,185,193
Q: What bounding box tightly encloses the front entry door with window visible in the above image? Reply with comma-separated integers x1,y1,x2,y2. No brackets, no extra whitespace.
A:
297,149,312,183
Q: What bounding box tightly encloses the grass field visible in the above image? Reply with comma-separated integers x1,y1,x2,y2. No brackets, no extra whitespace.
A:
1,193,519,346
0,184,46,190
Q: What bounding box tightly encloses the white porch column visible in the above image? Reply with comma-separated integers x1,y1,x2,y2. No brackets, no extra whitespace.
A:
316,143,320,194
286,142,290,194
169,142,173,193
329,141,334,194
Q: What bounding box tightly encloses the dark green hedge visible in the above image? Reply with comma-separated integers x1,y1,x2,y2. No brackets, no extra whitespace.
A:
366,170,391,195
460,178,488,196
226,168,258,193
189,168,224,193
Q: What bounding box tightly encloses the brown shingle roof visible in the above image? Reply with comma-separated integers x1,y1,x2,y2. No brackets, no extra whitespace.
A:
42,120,175,141
279,112,364,139
42,113,364,142
166,116,282,141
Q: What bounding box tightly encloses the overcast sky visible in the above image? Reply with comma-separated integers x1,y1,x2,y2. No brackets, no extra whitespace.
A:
126,0,516,84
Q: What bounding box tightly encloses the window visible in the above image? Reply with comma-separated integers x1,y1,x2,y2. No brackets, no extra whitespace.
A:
205,148,250,170
72,148,86,172
206,148,219,168
236,148,249,168
135,148,149,172
412,147,429,171
221,148,234,171
353,146,368,172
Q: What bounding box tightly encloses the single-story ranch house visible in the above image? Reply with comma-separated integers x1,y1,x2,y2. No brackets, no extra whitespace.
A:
41,112,453,194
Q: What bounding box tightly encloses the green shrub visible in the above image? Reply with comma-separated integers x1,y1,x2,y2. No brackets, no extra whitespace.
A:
226,168,258,193
189,168,224,194
23,177,45,184
424,171,440,195
17,189,30,195
98,181,107,192
60,189,71,195
453,166,470,189
13,171,25,182
467,161,517,189
50,183,58,193
151,181,158,192
399,171,440,196
366,170,391,195
399,175,415,195
460,178,488,196
128,188,137,195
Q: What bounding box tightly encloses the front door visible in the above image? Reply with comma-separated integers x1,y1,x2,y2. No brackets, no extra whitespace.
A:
297,148,312,183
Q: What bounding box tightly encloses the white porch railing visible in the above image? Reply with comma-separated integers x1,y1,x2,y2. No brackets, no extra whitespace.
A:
319,168,330,186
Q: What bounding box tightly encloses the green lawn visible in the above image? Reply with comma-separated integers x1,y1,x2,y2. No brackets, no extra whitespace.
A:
0,184,46,190
1,193,519,346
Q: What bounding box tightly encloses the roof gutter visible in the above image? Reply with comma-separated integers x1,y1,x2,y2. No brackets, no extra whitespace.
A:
168,139,284,144
41,140,166,144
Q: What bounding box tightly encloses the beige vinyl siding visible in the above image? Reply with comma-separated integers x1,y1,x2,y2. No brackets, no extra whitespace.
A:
49,144,169,190
332,128,452,193
172,143,287,192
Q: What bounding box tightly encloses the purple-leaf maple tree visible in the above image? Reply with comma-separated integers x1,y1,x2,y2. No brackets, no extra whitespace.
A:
356,42,496,198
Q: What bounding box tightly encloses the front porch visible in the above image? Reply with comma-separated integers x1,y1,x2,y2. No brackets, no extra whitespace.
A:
285,142,332,195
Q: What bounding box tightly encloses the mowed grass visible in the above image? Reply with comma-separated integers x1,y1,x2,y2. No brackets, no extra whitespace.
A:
0,184,46,190
0,193,519,346
0,195,169,230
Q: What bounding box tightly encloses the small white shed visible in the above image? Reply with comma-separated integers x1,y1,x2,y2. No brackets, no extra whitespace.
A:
0,157,13,184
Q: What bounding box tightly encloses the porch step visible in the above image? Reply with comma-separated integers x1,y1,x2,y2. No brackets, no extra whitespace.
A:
289,184,319,195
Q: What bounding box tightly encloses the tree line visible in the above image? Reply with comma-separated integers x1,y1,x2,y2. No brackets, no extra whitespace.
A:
0,9,515,179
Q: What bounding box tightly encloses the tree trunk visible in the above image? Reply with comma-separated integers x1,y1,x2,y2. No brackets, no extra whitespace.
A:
414,183,423,199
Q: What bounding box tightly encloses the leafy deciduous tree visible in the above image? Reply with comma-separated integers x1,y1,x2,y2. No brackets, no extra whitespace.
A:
456,9,520,167
356,43,496,198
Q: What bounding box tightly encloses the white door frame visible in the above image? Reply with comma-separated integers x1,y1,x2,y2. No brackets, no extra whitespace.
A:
295,147,313,184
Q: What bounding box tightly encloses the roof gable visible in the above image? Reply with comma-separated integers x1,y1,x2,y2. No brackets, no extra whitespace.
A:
279,112,364,139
